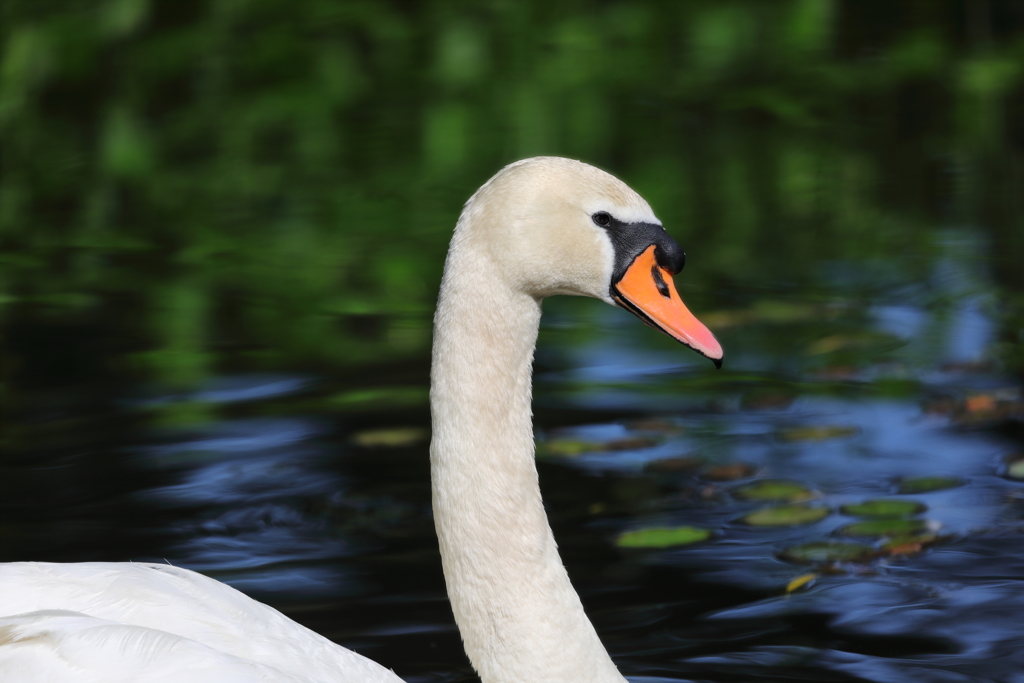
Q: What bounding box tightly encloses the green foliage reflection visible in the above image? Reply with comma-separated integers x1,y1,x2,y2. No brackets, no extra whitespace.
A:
1,0,1022,388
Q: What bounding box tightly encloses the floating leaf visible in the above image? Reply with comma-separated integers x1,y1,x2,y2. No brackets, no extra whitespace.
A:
537,436,659,458
536,439,597,457
964,394,998,413
1004,454,1024,480
734,480,814,502
880,533,942,557
779,542,874,564
704,462,757,481
840,499,926,518
352,427,428,447
786,573,818,593
897,477,963,494
743,505,828,527
924,390,1024,427
615,526,711,549
953,391,1024,426
778,425,859,442
645,456,703,473
839,518,928,538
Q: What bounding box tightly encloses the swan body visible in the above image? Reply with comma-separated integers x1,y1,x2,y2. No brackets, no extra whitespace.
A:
0,562,401,683
0,157,721,683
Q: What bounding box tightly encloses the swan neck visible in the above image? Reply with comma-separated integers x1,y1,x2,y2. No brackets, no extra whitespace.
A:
430,238,624,683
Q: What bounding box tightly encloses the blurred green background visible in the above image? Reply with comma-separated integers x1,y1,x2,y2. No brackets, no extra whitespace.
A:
1,0,1023,396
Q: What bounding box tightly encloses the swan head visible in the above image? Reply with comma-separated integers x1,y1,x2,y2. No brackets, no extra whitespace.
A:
460,156,724,366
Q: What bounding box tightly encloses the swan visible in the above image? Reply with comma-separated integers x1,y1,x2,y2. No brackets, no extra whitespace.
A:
0,157,722,683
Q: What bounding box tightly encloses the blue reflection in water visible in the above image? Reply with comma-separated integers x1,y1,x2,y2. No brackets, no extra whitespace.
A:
139,374,312,407
138,415,359,596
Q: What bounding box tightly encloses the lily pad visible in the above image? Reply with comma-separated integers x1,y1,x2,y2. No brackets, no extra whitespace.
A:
538,436,660,458
840,499,926,518
1004,455,1024,480
897,476,963,494
536,439,599,457
779,542,874,564
839,518,928,538
964,393,998,413
742,505,829,527
881,533,941,556
703,463,757,481
734,480,814,502
351,427,428,447
645,456,703,474
615,526,711,549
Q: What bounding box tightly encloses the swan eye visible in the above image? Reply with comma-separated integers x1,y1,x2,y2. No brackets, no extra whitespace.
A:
592,212,612,227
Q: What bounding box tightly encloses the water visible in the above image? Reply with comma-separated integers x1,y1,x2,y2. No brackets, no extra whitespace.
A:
4,3,1024,680
3,226,1022,682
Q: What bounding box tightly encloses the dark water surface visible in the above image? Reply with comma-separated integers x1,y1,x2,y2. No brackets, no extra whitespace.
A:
4,2,1024,682
4,228,1024,682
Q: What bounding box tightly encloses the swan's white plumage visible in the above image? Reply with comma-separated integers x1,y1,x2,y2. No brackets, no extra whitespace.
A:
0,563,402,683
0,157,694,683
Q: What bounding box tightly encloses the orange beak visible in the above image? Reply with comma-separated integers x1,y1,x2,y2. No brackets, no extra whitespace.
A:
612,245,724,367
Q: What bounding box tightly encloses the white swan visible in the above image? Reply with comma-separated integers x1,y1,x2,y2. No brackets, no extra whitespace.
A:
0,157,722,683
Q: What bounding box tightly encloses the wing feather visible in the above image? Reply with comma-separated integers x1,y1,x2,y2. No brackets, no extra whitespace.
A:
0,563,403,683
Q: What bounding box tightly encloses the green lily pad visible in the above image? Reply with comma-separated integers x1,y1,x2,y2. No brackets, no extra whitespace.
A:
840,499,926,518
897,477,963,494
615,526,711,549
538,436,660,458
839,518,928,538
536,439,600,457
742,505,829,527
1005,458,1024,480
352,427,428,447
779,541,874,564
734,480,814,502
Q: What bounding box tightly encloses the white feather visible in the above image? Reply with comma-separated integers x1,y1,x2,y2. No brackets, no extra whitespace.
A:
0,563,401,683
